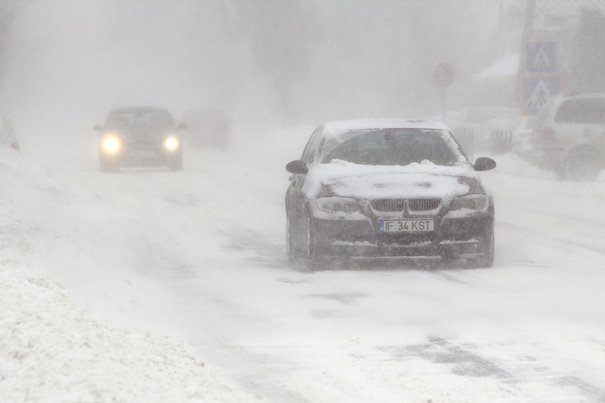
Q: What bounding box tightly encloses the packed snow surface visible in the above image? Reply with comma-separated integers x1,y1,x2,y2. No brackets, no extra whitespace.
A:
2,126,605,402
0,265,253,403
0,150,254,403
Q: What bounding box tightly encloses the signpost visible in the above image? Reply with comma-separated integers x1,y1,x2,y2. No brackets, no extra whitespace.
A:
521,39,560,114
524,76,559,113
434,63,455,122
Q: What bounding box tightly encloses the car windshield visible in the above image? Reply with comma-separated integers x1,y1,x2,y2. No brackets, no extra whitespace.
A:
322,128,462,166
106,110,175,130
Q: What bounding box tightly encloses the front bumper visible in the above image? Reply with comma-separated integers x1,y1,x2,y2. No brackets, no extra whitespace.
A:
312,213,493,259
100,142,181,167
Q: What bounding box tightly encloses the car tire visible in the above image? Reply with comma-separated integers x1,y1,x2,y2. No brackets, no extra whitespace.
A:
286,213,301,264
304,211,323,271
466,226,494,269
99,158,119,173
564,148,601,181
168,156,183,171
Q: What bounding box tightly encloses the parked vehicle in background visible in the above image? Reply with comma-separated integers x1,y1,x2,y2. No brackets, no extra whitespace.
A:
0,114,20,151
285,119,496,270
450,106,521,156
94,107,184,172
529,93,605,181
181,108,231,149
512,116,536,159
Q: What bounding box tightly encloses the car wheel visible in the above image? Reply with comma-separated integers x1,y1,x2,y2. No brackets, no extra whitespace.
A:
286,213,301,264
565,148,601,181
304,211,323,271
466,226,494,269
168,157,183,171
99,158,119,173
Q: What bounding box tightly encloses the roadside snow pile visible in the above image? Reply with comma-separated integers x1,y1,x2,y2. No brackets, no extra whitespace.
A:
0,150,255,402
0,263,253,402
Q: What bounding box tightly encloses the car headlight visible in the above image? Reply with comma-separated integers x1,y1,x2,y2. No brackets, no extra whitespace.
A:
449,194,489,211
100,133,122,155
163,135,180,151
316,197,360,213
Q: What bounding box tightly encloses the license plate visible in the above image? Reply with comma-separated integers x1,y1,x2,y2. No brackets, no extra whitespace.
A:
130,150,157,158
380,219,434,233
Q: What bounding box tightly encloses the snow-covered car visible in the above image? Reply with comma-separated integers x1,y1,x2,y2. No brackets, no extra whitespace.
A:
530,93,605,180
285,119,497,270
451,106,521,155
94,107,185,172
180,108,231,149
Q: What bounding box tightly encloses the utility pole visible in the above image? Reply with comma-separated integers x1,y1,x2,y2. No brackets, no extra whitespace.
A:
517,0,537,114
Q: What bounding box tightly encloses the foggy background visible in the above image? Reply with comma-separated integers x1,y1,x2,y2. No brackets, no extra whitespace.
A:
0,0,507,158
1,0,604,160
3,2,605,400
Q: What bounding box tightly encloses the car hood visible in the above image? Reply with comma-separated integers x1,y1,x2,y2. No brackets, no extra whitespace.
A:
110,126,173,141
302,160,476,200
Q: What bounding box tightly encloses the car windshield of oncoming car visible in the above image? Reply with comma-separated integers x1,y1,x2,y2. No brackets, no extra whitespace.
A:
106,110,175,130
321,128,462,166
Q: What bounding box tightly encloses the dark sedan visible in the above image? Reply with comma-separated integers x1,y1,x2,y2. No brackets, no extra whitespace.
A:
94,107,184,172
285,119,496,270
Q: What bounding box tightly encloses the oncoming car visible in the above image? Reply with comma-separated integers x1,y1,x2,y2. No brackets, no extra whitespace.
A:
285,119,497,270
94,107,185,172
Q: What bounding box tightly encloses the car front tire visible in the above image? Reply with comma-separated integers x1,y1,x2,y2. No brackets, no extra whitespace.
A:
286,214,301,264
466,226,494,268
99,158,119,173
564,148,601,181
304,211,323,271
168,156,183,171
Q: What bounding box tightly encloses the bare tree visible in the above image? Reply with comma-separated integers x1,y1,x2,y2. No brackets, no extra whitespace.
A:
0,0,26,90
232,0,321,123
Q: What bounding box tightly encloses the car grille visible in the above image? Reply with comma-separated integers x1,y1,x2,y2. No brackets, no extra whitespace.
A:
371,199,441,212
408,198,441,211
371,199,406,212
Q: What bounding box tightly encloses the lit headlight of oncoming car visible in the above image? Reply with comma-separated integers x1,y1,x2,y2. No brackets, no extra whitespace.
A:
449,194,489,211
316,197,361,213
100,132,122,155
163,135,180,152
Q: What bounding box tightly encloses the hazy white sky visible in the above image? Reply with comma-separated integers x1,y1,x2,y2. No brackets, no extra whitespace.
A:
3,0,505,146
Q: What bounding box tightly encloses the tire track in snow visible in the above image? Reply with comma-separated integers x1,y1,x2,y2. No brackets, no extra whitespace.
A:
218,224,287,268
497,221,605,256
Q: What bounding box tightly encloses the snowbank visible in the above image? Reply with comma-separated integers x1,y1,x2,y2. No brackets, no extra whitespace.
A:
0,263,254,402
0,150,254,402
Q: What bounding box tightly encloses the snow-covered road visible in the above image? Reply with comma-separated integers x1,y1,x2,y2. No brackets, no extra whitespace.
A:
5,128,605,402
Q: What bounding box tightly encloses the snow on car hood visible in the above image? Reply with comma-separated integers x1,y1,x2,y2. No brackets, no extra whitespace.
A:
302,160,474,199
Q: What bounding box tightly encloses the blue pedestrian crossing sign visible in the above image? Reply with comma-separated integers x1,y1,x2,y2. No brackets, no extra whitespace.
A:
524,77,559,113
526,42,557,73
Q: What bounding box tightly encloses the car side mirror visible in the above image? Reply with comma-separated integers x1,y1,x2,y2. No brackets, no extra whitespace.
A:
93,125,103,131
286,160,308,175
177,123,188,130
473,157,496,171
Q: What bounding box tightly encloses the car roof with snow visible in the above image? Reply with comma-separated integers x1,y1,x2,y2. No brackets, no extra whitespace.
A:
109,106,170,114
321,119,449,139
562,92,605,100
